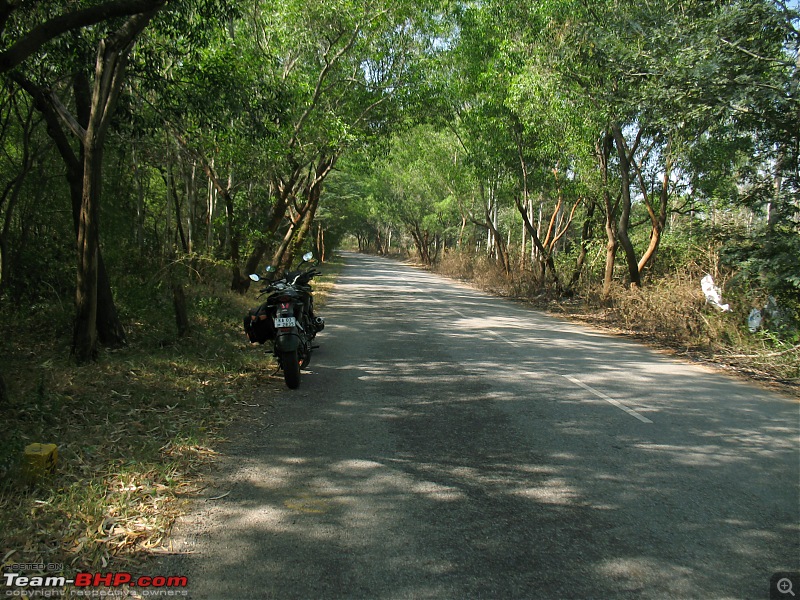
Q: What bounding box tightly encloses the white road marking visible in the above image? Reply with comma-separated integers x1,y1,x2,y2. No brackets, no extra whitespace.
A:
562,375,653,424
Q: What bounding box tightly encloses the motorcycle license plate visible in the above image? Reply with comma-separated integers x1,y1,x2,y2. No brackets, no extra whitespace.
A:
274,316,296,328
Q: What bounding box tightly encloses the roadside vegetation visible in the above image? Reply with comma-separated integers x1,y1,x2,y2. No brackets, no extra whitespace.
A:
0,257,342,571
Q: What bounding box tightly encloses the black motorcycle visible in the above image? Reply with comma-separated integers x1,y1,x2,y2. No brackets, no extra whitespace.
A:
244,252,324,389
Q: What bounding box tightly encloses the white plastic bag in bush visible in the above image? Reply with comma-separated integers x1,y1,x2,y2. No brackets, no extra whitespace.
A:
701,274,731,312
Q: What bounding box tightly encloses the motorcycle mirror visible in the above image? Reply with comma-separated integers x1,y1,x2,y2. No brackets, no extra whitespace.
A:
302,252,314,262
249,274,260,282
265,266,275,273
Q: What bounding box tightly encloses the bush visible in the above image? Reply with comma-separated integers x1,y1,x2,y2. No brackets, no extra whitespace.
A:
434,250,476,281
605,271,723,349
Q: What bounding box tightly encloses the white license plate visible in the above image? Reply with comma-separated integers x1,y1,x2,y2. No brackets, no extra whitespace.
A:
274,316,296,328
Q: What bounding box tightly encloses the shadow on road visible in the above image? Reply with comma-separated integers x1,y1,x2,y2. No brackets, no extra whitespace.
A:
158,252,799,600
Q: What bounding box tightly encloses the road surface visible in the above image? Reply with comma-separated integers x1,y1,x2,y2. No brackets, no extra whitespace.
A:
158,252,799,599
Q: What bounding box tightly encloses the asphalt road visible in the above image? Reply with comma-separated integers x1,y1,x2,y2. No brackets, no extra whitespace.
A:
159,251,799,599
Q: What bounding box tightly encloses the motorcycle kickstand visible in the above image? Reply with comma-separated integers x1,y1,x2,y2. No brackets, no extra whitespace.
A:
270,359,282,377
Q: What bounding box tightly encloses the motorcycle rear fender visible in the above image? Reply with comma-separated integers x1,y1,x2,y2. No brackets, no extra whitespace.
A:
275,331,301,352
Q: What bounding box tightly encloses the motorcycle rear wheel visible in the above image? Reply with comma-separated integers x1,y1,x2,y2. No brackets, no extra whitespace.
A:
299,340,311,369
281,349,301,389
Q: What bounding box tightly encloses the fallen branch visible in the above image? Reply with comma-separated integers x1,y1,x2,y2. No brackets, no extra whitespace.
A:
206,489,233,501
723,344,800,359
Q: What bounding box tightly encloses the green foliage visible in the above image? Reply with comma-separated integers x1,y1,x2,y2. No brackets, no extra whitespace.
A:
722,220,800,341
0,0,797,348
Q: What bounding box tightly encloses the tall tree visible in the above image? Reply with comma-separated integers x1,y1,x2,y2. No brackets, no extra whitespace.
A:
71,9,164,361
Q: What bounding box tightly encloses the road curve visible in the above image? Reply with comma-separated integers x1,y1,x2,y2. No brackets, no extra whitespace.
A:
159,251,799,600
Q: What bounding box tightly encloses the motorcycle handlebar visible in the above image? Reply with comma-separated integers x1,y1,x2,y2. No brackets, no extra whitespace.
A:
290,268,320,285
257,267,320,294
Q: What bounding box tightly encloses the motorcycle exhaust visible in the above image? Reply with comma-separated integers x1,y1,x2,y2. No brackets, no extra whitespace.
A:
314,317,325,331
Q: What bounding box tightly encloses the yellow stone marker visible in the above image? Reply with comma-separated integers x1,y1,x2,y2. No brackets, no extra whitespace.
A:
22,443,58,483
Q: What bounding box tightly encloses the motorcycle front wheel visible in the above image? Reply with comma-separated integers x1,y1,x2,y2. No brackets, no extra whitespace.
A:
281,349,301,389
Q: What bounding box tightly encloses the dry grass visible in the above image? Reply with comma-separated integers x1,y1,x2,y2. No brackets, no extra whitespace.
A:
605,274,713,348
435,251,477,282
561,277,799,393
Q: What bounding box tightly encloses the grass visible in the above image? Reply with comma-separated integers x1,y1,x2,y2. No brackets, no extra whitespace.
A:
0,254,344,574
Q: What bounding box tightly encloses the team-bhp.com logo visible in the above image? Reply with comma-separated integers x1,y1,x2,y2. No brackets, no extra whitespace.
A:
3,571,188,596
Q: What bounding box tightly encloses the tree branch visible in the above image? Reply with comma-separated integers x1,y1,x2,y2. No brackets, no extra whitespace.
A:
49,90,87,142
0,0,167,73
720,38,794,67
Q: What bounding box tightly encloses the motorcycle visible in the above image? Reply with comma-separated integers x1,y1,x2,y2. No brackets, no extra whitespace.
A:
244,252,325,389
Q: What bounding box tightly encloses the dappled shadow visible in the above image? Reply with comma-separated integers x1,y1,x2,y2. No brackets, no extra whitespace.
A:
157,252,799,599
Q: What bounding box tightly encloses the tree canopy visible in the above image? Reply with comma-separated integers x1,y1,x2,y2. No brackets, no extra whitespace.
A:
0,0,797,360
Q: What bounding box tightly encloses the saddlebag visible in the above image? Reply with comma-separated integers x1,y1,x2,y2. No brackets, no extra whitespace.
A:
244,305,275,344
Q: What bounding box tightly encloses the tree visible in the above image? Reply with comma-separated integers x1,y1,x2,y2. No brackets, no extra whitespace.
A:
7,2,171,361
238,0,439,273
71,9,164,361
4,1,253,360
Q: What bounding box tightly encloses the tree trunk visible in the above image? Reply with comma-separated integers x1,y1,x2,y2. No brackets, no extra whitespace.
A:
186,160,197,254
375,226,385,254
94,253,126,347
167,163,188,253
242,190,290,279
221,171,247,290
277,156,335,270
483,210,510,274
596,132,618,299
133,148,145,251
72,12,158,362
0,116,34,293
603,202,617,299
285,186,321,267
635,135,672,274
172,282,189,337
73,139,102,362
570,196,595,290
10,71,128,350
611,123,641,288
192,149,243,292
315,223,325,262
514,194,560,290
0,373,7,408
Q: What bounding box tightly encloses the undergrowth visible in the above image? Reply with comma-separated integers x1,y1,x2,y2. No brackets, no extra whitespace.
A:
0,255,343,575
600,275,799,387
